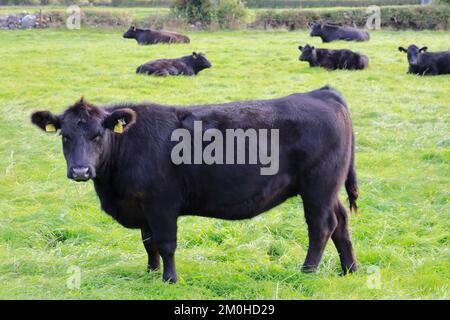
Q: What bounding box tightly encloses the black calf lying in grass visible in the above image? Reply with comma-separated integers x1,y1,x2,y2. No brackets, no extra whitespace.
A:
136,52,212,76
398,44,450,76
123,26,190,44
299,45,369,70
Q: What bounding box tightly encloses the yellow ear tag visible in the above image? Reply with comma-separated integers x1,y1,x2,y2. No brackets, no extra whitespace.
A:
114,119,125,134
45,123,56,132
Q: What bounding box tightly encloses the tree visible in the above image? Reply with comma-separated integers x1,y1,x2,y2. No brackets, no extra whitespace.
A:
173,0,246,27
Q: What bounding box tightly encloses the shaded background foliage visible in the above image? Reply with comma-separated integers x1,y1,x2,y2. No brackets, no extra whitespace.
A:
172,0,246,28
255,5,450,30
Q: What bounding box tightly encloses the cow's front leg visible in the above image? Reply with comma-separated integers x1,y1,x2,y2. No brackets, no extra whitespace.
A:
143,204,179,283
141,227,160,271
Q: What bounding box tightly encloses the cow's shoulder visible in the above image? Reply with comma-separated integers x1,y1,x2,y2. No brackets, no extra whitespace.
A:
306,86,348,109
316,48,331,59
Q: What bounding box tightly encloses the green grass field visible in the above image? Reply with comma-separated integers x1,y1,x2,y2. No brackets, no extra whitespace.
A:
0,27,448,299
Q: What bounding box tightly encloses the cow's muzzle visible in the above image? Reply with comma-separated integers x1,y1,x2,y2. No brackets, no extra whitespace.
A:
70,166,93,182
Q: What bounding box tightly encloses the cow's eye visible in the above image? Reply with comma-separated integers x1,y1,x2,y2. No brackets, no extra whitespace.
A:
92,135,102,142
62,135,70,143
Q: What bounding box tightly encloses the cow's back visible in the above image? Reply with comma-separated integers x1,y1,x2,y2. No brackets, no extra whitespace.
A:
339,27,369,41
435,51,450,74
136,30,176,44
137,58,187,75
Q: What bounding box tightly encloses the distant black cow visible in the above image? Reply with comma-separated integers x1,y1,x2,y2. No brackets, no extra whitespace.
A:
398,45,450,76
31,86,359,283
136,52,212,76
299,45,368,70
123,26,190,45
310,22,369,43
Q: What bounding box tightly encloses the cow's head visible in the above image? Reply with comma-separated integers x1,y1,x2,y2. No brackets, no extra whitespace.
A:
123,26,139,39
398,44,428,66
310,22,323,37
191,52,212,72
31,98,137,182
298,45,316,62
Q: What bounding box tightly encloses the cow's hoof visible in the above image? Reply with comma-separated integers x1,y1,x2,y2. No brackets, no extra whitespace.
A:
341,264,358,275
301,265,318,274
163,273,178,284
147,264,160,272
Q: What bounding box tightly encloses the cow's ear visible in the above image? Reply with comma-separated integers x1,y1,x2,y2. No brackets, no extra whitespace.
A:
192,52,198,59
419,46,428,52
398,46,407,53
102,108,137,134
298,45,303,51
31,110,61,133
311,46,315,50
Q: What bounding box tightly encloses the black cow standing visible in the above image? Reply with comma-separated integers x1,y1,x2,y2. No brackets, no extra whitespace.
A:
299,45,369,70
310,22,369,43
136,52,212,76
31,86,359,283
398,44,450,76
123,26,190,45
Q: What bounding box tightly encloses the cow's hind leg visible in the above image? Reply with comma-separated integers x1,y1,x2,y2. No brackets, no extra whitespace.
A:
155,69,170,76
301,194,338,273
332,199,358,274
157,240,177,283
141,227,160,271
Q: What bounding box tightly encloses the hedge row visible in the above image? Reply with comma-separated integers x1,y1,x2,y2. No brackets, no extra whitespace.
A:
109,0,171,7
0,0,171,6
254,5,450,30
245,0,421,8
22,9,133,27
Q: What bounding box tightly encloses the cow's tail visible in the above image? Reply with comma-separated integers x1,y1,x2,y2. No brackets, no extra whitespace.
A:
345,131,359,213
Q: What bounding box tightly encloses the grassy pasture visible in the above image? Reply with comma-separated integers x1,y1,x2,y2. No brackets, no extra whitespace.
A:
0,27,449,299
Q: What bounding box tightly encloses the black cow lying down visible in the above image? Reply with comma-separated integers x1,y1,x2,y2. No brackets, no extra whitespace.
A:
310,22,369,43
123,26,190,44
31,86,359,283
299,44,369,70
398,44,450,76
136,52,212,76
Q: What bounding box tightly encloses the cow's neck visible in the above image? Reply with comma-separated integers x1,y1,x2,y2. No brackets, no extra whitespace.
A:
309,50,320,66
95,131,119,181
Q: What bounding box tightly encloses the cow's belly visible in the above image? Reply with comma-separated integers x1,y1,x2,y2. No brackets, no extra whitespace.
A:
100,196,147,229
184,172,298,220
